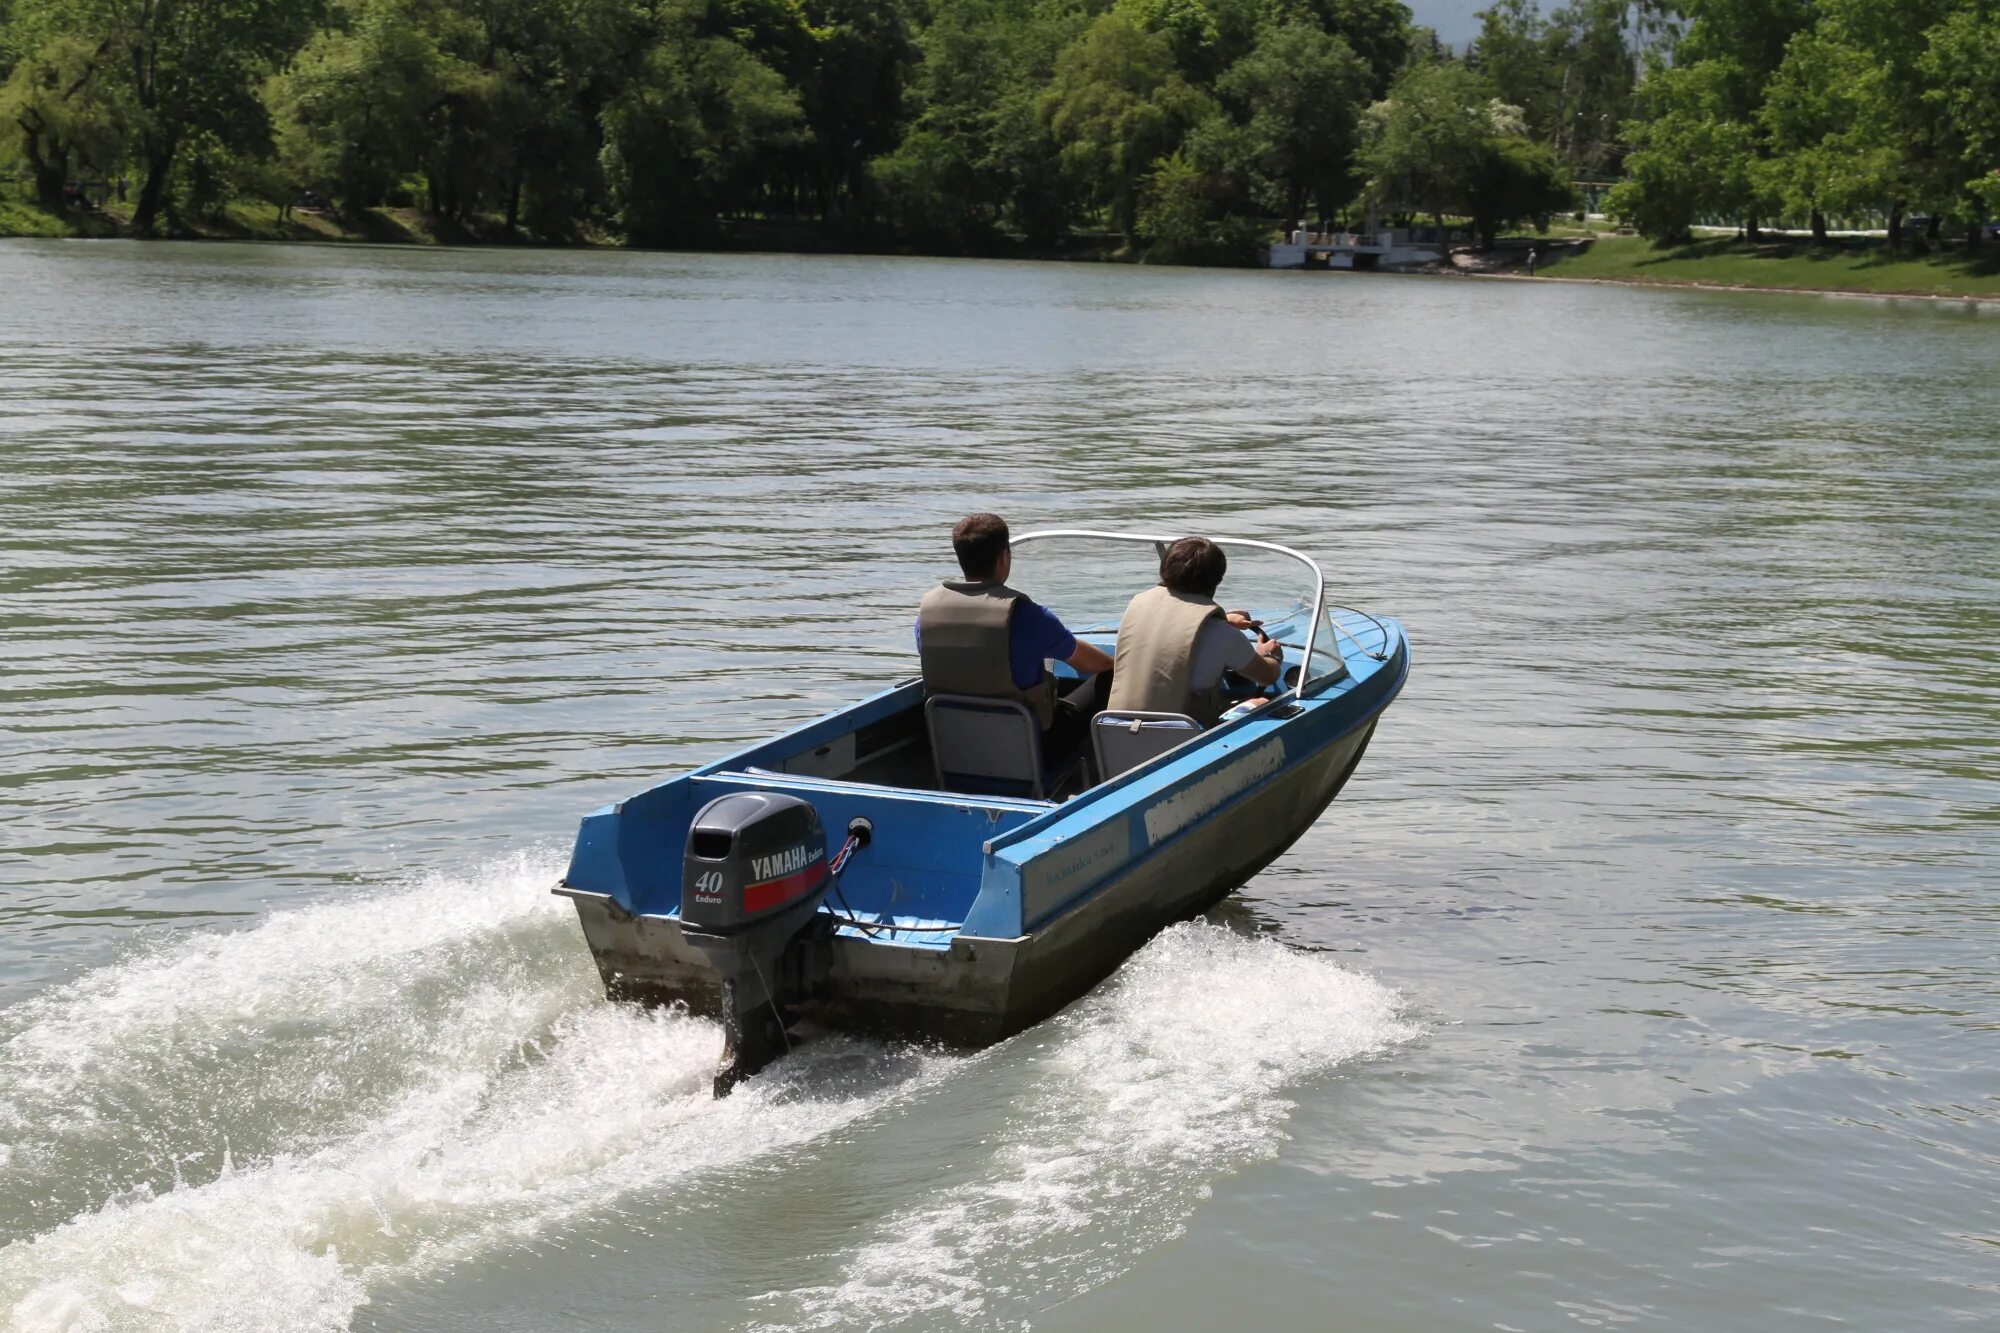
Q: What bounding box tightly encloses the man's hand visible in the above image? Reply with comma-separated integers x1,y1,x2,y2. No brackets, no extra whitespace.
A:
1225,610,1261,631
1235,630,1283,687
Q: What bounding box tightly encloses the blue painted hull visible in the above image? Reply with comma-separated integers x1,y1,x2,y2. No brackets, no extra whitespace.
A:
557,613,1407,1044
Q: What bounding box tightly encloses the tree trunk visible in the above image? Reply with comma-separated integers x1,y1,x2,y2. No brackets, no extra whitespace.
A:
1887,201,1905,247
505,169,522,238
29,148,69,213
1746,214,1762,242
1810,210,1828,245
19,113,71,212
131,139,177,235
1926,214,1942,241
1968,203,1985,253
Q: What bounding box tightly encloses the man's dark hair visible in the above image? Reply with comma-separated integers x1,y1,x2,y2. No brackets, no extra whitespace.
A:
952,513,1011,579
1160,537,1227,598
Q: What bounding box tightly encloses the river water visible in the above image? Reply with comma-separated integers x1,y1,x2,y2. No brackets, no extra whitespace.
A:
1,240,1995,1331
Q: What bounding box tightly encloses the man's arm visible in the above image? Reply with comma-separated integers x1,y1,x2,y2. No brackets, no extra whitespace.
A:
1067,640,1113,675
1023,599,1112,676
1234,633,1282,687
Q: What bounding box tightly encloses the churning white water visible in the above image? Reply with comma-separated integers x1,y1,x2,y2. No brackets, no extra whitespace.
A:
0,856,1415,1331
752,926,1421,1331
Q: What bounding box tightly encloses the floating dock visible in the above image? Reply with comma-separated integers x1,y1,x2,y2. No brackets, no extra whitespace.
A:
1263,227,1449,271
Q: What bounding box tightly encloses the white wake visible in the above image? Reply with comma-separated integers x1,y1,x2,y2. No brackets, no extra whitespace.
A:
749,922,1420,1331
0,854,947,1332
0,861,1415,1333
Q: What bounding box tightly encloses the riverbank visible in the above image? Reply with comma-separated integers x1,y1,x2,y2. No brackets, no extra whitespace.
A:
1524,234,2000,301
0,197,457,244
16,198,2000,302
0,195,1132,261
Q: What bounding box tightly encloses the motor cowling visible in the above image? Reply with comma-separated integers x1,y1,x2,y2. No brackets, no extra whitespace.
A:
681,792,830,934
679,792,836,1096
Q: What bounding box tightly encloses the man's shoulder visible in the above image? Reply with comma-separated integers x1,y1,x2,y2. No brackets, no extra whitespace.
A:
1010,595,1076,648
1012,595,1066,629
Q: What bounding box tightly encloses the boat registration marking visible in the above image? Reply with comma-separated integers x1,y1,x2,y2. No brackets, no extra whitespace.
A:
1021,821,1131,925
1142,738,1286,845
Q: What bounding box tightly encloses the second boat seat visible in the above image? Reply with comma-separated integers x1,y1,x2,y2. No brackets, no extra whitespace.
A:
1092,710,1202,780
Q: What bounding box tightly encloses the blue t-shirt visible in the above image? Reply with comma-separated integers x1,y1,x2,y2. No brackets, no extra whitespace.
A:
914,597,1078,689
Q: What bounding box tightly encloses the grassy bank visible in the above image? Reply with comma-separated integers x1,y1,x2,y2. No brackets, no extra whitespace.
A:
1537,234,2000,300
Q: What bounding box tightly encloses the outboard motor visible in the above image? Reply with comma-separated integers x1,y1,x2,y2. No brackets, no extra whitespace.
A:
679,792,835,1096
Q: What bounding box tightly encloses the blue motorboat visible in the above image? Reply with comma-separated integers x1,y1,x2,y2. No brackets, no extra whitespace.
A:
556,531,1409,1093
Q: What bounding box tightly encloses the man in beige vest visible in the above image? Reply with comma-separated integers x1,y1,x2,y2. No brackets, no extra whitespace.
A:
1108,537,1282,727
916,513,1113,760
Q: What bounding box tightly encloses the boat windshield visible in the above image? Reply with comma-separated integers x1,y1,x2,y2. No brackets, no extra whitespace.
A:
1008,530,1344,688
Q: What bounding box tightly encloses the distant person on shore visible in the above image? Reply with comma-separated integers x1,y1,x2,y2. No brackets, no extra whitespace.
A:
1108,537,1282,727
915,513,1112,760
1527,244,1539,276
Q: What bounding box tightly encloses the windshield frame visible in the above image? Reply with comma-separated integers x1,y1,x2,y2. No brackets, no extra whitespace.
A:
1011,529,1328,693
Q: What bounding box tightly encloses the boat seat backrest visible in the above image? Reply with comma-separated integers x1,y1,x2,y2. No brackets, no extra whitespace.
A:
925,694,1067,799
1092,710,1202,780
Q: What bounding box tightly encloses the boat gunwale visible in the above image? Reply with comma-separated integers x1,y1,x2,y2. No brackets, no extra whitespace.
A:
982,614,1407,858
987,628,1408,933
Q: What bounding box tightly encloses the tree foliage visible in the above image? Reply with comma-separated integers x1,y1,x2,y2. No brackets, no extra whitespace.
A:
1605,0,2000,246
1360,59,1572,246
4,0,1996,259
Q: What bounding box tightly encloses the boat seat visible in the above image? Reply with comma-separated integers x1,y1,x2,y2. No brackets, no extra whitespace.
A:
1092,710,1202,780
924,694,1083,800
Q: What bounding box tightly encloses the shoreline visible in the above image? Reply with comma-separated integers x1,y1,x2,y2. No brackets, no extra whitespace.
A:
0,201,1132,265
1462,268,2000,305
8,209,1999,307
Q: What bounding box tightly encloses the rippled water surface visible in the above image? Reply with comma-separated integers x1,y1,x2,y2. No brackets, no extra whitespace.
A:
2,240,1996,1331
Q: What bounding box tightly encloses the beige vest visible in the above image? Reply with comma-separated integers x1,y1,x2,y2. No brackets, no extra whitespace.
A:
1108,585,1226,726
917,580,1058,729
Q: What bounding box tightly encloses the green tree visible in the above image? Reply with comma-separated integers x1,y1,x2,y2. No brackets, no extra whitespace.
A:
1543,0,1634,173
1474,0,1634,174
1361,58,1570,249
265,0,453,216
1216,18,1370,225
1463,129,1569,246
870,126,983,242
1921,3,2000,248
598,0,802,244
1758,26,1895,243
1294,0,1411,93
1359,61,1496,239
0,31,132,210
1472,0,1554,134
1605,59,1759,240
1817,0,1954,244
783,0,916,221
64,0,318,231
1041,10,1212,244
878,0,1080,245
1135,146,1208,253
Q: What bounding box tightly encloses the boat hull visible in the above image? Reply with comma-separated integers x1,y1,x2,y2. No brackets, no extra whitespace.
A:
561,718,1377,1046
